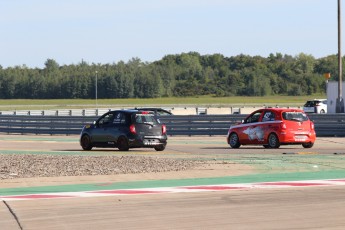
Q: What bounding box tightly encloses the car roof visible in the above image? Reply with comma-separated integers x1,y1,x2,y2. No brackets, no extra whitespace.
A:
110,109,155,114
135,107,173,114
256,108,304,113
309,99,327,101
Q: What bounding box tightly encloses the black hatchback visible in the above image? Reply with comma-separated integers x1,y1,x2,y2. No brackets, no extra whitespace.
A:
80,110,168,151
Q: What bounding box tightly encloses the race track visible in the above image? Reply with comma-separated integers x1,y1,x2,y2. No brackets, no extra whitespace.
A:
0,135,345,229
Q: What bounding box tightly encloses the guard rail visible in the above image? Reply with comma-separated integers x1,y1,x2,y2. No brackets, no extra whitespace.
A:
0,114,343,137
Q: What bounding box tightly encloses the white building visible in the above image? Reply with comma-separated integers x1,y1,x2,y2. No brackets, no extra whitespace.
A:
327,81,345,113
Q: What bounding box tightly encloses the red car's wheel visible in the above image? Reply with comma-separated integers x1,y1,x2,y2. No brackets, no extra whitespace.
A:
302,142,314,148
268,133,280,148
229,133,241,148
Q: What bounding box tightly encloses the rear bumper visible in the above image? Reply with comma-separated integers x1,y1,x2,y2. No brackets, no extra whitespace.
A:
128,135,167,148
278,131,316,144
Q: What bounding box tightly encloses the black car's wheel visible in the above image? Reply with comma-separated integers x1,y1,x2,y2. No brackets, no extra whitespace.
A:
268,133,280,148
229,133,241,148
302,142,314,148
81,135,93,150
117,136,129,151
154,144,166,151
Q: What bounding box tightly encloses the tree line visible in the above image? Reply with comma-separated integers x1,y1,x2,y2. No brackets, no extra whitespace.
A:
0,52,340,99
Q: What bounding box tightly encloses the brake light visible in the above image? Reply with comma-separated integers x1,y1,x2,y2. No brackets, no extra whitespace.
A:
162,124,167,134
130,124,136,134
141,111,149,114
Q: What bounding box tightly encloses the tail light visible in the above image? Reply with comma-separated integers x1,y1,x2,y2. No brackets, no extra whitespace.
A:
130,124,136,134
162,124,167,134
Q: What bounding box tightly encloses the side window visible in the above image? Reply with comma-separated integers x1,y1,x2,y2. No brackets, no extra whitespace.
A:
98,113,114,125
113,112,127,124
262,111,275,122
245,111,262,123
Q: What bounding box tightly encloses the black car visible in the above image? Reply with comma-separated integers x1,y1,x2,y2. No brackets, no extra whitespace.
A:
80,110,168,151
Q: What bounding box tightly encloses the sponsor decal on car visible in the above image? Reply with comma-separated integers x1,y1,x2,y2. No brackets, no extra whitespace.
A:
243,126,265,141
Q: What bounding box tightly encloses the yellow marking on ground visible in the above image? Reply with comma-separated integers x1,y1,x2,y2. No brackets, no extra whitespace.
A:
296,152,318,155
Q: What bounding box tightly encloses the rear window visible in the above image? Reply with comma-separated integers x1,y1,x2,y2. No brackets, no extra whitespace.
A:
133,114,159,125
304,101,315,107
304,100,324,107
282,112,309,122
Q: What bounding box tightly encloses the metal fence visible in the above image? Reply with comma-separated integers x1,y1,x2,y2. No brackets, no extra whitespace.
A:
0,114,344,137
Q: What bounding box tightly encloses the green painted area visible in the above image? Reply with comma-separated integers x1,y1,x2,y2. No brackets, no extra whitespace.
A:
0,170,345,196
0,136,78,142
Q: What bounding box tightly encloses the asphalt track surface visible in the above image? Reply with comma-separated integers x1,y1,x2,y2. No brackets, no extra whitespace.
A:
0,135,345,230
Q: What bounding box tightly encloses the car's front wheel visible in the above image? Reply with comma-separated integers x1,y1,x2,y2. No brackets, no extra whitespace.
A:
302,142,314,148
229,133,241,148
81,135,93,150
117,136,129,151
268,133,280,148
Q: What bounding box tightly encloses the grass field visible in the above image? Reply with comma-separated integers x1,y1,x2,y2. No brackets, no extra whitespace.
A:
0,95,326,111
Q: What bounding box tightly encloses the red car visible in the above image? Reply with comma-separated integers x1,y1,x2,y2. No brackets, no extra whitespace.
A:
226,108,316,149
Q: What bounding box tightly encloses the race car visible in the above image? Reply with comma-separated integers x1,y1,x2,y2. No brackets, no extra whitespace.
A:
227,108,316,149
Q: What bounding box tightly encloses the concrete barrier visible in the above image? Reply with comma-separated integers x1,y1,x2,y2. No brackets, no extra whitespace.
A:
206,108,232,115
171,107,197,115
239,107,265,114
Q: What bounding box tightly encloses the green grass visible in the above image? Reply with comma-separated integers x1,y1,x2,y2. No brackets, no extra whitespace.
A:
0,95,326,110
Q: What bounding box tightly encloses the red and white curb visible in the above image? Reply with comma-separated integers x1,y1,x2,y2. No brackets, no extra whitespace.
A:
1,179,345,201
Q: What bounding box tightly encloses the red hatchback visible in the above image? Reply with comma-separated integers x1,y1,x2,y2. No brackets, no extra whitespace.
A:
227,108,316,149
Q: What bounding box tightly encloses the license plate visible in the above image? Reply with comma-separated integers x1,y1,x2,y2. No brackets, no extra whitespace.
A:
295,135,307,141
303,108,314,113
143,139,159,145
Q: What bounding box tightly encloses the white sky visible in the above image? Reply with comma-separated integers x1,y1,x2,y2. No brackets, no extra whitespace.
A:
0,0,340,68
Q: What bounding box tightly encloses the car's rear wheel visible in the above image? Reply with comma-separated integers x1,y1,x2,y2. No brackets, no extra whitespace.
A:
229,133,241,148
320,109,325,114
81,135,93,150
117,136,129,151
302,142,314,148
268,133,280,148
154,144,166,151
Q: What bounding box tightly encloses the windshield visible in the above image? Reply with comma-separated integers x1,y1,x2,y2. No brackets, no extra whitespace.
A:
282,112,309,122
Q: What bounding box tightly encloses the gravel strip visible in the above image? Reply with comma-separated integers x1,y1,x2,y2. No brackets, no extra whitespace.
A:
0,154,199,179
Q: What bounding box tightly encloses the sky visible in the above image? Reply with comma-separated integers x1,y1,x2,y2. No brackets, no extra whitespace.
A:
0,0,341,68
